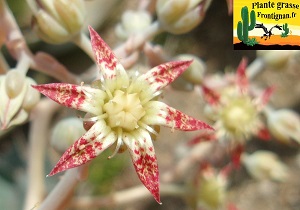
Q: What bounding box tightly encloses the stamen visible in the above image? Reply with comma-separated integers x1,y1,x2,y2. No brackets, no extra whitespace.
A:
108,128,123,159
82,113,108,122
139,121,159,136
141,90,162,105
101,81,113,99
82,88,93,98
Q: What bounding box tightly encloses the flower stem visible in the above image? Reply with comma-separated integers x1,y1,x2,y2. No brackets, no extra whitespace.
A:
23,99,61,210
38,165,89,210
246,58,265,80
72,32,95,61
15,51,32,75
114,21,163,61
162,142,214,183
70,184,188,209
0,51,9,74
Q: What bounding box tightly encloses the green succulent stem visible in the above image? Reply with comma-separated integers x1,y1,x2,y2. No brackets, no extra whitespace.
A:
237,6,256,43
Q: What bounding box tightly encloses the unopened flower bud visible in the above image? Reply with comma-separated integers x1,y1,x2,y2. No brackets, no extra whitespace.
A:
266,109,300,145
51,117,86,153
54,0,85,33
170,76,194,91
5,69,25,98
0,71,40,129
31,0,86,44
33,11,70,44
257,50,293,69
175,54,206,84
241,151,289,182
115,10,152,40
156,0,206,34
22,78,40,111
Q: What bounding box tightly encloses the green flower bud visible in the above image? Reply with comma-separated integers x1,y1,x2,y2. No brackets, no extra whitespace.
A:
33,10,70,44
51,117,86,153
54,0,86,34
31,0,86,44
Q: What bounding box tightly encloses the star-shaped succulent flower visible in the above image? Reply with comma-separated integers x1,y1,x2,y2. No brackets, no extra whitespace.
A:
202,59,273,144
32,26,213,203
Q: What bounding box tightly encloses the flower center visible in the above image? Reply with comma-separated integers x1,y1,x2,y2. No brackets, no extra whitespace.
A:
221,97,257,134
103,89,145,131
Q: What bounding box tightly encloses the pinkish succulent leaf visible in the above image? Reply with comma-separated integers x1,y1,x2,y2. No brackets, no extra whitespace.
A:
32,83,105,115
226,0,233,15
231,144,244,168
48,121,116,176
89,26,126,80
140,60,193,93
258,86,275,108
202,85,220,105
256,126,271,141
123,130,161,204
236,58,248,94
227,203,239,210
187,132,216,146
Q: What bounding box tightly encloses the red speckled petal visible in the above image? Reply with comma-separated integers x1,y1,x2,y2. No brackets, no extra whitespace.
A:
143,101,214,131
32,83,105,115
139,60,193,93
48,121,116,176
202,85,220,105
123,130,161,204
236,58,248,94
89,26,126,80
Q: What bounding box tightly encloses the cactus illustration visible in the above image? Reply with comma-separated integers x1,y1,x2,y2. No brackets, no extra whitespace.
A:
237,6,256,45
281,23,289,37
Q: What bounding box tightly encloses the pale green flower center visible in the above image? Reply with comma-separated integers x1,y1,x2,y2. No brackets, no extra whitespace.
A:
220,97,257,134
103,89,145,131
197,176,225,209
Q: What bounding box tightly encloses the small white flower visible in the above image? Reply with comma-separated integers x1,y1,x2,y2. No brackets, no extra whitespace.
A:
202,59,272,145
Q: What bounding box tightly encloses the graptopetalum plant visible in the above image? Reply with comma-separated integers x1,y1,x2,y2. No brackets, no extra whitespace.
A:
0,0,300,210
32,26,214,203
